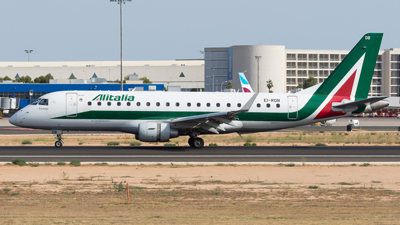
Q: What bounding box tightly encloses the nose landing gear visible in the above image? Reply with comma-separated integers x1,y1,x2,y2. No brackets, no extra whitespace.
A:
52,130,64,148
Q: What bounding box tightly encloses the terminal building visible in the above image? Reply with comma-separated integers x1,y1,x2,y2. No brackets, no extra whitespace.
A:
204,46,400,97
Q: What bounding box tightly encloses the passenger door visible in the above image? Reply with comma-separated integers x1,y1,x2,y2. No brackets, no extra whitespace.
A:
66,93,77,117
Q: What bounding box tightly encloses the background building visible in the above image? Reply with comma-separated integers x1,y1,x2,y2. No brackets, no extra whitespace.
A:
0,60,204,92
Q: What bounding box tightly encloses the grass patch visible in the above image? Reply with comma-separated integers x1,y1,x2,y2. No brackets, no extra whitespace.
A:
315,143,327,146
308,185,319,189
3,188,11,192
360,163,371,167
209,143,218,146
11,158,27,166
28,162,40,167
11,192,19,196
94,162,108,166
130,141,142,146
21,139,32,145
337,182,360,185
107,141,120,146
279,163,295,167
70,160,81,167
57,161,66,166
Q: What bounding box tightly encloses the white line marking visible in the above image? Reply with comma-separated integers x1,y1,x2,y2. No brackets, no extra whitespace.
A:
1,155,400,158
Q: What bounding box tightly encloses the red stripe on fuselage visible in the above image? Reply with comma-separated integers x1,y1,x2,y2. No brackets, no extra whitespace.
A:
314,70,357,120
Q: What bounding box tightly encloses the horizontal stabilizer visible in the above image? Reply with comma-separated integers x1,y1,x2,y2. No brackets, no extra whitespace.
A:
332,96,387,109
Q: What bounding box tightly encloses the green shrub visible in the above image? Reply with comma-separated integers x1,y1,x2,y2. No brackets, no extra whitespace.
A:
243,142,251,146
11,158,27,166
285,163,296,167
319,131,325,133
78,142,83,145
3,188,11,192
308,185,319,189
94,162,108,166
107,141,120,146
57,161,66,166
315,143,327,146
130,141,142,146
44,162,52,165
70,160,81,167
11,192,19,196
371,132,377,135
164,143,176,146
209,143,218,146
28,162,40,167
251,143,257,146
360,163,370,167
21,140,32,145
344,133,349,136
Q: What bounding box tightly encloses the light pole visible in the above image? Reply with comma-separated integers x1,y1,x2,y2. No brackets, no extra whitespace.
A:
110,0,131,91
255,55,262,92
221,81,228,92
25,50,33,62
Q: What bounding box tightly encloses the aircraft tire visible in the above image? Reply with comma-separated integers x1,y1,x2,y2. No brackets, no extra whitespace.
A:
188,137,195,147
193,138,204,149
55,141,63,148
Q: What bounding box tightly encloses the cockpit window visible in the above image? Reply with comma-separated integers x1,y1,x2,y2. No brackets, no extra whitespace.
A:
30,98,41,105
38,99,49,106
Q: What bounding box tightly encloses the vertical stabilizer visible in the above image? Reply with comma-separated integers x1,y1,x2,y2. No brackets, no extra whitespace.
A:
238,72,254,93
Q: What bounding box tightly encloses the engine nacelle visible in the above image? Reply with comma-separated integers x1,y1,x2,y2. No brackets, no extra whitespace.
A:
364,100,389,113
136,122,178,142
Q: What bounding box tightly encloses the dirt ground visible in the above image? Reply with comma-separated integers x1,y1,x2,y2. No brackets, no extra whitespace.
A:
1,164,400,224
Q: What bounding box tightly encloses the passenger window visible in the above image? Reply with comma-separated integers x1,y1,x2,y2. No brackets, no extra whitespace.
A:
156,102,160,106
207,103,210,107
237,103,241,107
276,104,280,108
166,102,170,107
127,102,131,106
88,102,92,106
137,102,141,106
267,103,270,108
39,99,48,106
257,103,261,108
187,102,191,107
197,103,201,107
216,103,220,107
117,102,121,106
227,103,231,107
146,102,150,106
107,102,111,106
176,102,180,107
97,102,101,106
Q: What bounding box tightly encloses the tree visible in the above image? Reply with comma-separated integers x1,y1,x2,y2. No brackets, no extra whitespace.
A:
34,73,54,83
226,82,233,89
3,76,12,81
266,79,274,93
303,76,317,89
139,77,152,84
15,75,33,83
296,83,303,89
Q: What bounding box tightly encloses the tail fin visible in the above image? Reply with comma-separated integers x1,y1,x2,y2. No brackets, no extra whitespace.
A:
238,72,254,93
314,33,383,100
310,33,383,120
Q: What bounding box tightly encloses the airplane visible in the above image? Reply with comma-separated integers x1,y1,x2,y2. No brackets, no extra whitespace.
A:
238,72,254,93
9,33,389,149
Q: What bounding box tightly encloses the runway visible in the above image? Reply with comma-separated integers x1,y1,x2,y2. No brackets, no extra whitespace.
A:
1,146,400,163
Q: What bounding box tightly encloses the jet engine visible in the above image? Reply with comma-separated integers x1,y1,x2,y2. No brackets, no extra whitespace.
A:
135,122,178,142
363,100,389,113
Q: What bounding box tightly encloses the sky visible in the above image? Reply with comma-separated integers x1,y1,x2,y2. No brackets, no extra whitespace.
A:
1,0,399,62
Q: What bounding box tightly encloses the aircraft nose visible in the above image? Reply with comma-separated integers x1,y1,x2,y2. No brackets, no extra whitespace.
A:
9,111,21,126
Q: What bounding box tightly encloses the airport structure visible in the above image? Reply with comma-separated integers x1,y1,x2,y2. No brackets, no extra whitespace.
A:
0,60,204,92
204,46,400,97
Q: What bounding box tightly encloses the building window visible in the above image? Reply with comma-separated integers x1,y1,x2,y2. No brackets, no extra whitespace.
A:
286,62,296,68
298,62,307,69
287,70,296,76
309,54,318,61
391,71,400,77
375,63,382,69
309,70,317,76
319,62,329,69
391,63,400,69
377,55,382,61
287,54,296,60
391,54,400,61
298,54,307,61
341,54,347,60
298,70,307,77
375,71,383,77
287,78,296,85
319,70,329,77
319,54,328,61
330,62,339,69
308,62,318,69
330,54,339,61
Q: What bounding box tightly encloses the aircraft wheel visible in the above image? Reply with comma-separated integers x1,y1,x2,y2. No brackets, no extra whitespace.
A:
55,141,63,148
188,137,195,147
193,138,204,149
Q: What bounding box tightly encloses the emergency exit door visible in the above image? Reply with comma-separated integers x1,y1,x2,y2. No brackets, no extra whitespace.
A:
66,93,77,117
287,96,298,120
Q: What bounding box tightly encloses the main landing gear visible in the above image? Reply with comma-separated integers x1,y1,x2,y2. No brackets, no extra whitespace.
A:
52,130,64,148
188,136,204,149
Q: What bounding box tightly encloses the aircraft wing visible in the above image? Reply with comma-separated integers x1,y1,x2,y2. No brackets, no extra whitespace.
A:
169,93,258,134
332,96,387,108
